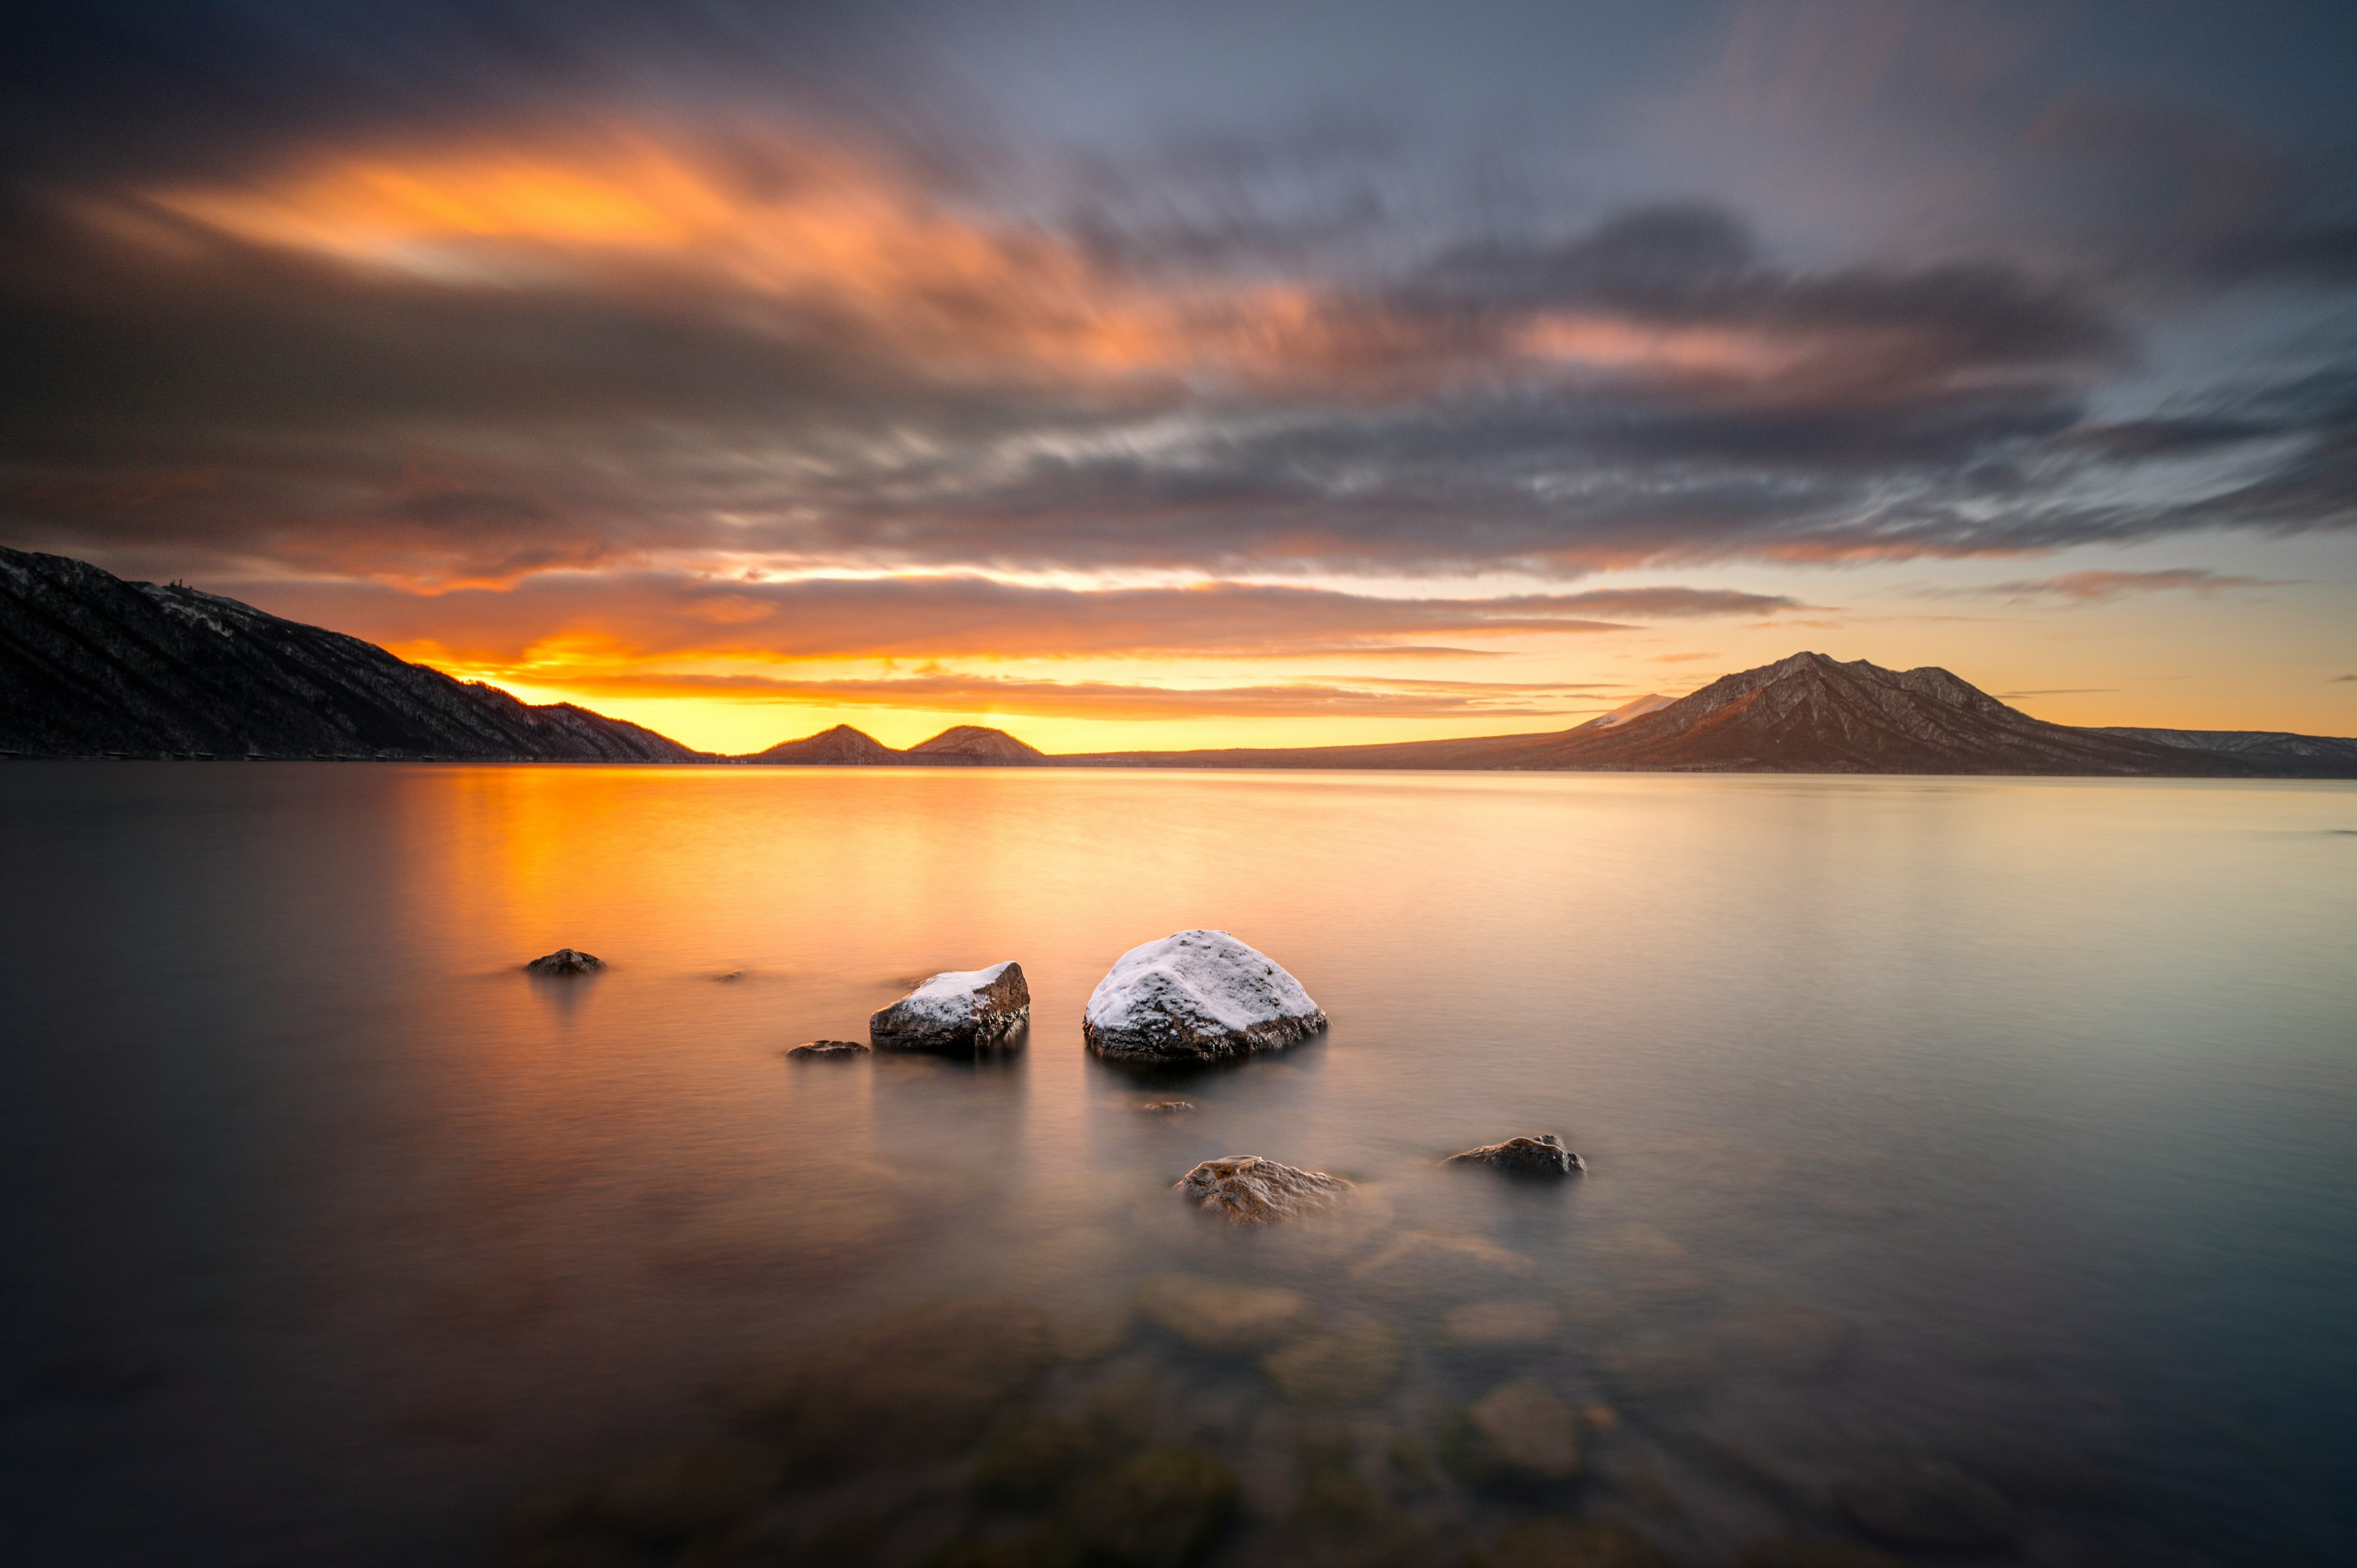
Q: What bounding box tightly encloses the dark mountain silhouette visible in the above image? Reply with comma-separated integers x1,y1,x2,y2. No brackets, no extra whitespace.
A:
2097,726,2357,767
904,724,1047,765
750,724,902,765
0,546,702,761
746,722,1046,766
1058,653,2357,776
7,546,2347,777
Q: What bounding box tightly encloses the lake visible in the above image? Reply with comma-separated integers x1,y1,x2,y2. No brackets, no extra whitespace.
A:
2,763,2353,1567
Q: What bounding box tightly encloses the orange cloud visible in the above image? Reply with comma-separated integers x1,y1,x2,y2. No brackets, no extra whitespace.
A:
141,127,1314,386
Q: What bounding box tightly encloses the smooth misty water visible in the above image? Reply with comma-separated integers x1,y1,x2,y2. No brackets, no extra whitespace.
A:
1,764,2353,1568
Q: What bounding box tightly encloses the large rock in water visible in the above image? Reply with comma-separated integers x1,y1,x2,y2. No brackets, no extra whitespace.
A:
869,962,1029,1050
525,948,604,975
1083,930,1326,1063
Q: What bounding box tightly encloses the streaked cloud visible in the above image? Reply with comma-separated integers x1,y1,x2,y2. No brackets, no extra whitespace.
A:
1949,569,2289,604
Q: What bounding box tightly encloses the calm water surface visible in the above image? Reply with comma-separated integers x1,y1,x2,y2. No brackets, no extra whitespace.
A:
2,764,2353,1567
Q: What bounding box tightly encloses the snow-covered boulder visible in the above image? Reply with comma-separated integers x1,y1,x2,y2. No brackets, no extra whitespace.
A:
1083,930,1326,1063
870,961,1029,1051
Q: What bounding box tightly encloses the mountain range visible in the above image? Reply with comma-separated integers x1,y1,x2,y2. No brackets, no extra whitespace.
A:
1,546,698,762
4,546,2352,776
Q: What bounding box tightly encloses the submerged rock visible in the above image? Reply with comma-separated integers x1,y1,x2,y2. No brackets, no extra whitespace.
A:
1136,1273,1314,1351
1073,1446,1239,1568
1274,1467,1428,1568
1350,1230,1536,1297
1137,1100,1198,1114
1446,1134,1585,1176
1261,1315,1406,1407
1448,1378,1585,1492
1083,930,1326,1063
730,1297,1054,1472
524,948,604,975
870,961,1029,1051
1175,1156,1353,1224
1835,1461,2021,1549
786,1040,870,1059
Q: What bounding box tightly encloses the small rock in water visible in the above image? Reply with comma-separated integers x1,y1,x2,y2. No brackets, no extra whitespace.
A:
1446,1133,1585,1176
869,960,1029,1051
715,970,743,982
1137,1099,1197,1114
1136,1272,1314,1351
524,948,603,975
1449,1377,1585,1491
1083,930,1327,1064
786,1040,870,1059
1835,1461,2021,1549
1174,1156,1352,1224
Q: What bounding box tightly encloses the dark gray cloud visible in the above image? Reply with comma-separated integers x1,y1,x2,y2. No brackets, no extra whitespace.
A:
1,1,2355,595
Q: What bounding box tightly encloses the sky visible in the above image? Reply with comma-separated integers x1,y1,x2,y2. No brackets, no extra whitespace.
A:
3,0,2355,754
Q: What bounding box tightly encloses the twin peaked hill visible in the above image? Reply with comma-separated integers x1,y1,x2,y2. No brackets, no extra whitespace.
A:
751,724,1047,767
4,546,2352,776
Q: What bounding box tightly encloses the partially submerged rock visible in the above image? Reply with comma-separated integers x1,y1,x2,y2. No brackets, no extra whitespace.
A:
1446,1134,1585,1176
1137,1100,1197,1114
524,948,603,975
1136,1273,1314,1351
1084,930,1326,1064
869,961,1029,1051
1175,1156,1352,1225
1449,1378,1585,1491
786,1040,870,1059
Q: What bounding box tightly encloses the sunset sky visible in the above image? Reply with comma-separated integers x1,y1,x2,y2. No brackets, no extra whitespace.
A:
4,1,2355,753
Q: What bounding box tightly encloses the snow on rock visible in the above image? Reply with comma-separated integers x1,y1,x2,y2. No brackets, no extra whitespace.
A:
1083,930,1326,1063
1445,1134,1585,1176
870,961,1029,1051
1175,1156,1353,1224
524,948,604,975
